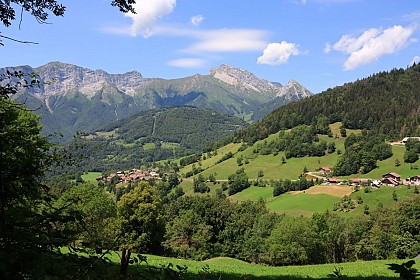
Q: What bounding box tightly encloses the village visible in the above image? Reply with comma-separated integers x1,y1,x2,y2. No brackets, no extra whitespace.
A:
96,169,160,183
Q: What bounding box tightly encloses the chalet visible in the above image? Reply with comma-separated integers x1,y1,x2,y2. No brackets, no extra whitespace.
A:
382,177,399,186
383,172,401,182
351,178,360,185
327,177,338,184
319,167,332,174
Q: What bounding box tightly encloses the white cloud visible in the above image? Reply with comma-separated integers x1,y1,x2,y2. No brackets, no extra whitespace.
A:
324,42,332,53
332,28,381,54
191,15,204,26
327,25,415,70
167,58,207,68
412,56,420,65
124,0,176,37
184,28,268,53
257,42,300,65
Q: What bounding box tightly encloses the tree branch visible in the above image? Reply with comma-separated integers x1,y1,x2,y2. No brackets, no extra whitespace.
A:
0,34,38,44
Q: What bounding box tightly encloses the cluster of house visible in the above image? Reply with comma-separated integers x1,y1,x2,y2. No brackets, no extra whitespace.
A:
97,169,160,183
318,167,420,187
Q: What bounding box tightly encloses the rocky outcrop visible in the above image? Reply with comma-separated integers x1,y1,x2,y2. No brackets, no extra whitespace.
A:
34,61,146,98
209,64,280,94
277,79,312,101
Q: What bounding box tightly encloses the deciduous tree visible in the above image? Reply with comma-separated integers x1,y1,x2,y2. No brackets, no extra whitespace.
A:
55,183,117,251
117,181,164,254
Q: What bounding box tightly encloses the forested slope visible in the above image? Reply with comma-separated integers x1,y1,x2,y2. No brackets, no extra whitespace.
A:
236,64,420,143
73,106,246,171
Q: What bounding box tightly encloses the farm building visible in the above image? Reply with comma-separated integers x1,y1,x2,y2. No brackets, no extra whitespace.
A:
319,167,332,174
382,177,399,186
327,177,338,184
382,172,401,182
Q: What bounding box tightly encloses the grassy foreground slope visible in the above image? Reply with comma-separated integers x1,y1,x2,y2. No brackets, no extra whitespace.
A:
96,251,419,279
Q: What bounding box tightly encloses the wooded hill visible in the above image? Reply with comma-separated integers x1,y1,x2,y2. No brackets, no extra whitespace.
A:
236,64,420,143
74,106,246,172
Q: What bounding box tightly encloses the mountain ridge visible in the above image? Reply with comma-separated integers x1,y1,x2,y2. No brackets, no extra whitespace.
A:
3,61,312,140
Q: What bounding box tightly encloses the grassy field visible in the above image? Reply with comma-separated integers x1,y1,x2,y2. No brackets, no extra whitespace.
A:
330,122,362,137
83,250,420,280
179,179,224,197
143,142,156,151
266,192,341,217
81,172,102,185
179,143,242,177
180,122,419,183
230,186,274,202
227,184,417,217
183,124,366,181
347,185,418,216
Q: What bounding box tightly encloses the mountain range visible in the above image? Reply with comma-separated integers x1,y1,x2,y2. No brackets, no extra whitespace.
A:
3,62,311,140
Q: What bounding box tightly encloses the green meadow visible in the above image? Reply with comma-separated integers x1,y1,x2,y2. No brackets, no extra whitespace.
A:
230,184,417,217
230,186,274,202
72,249,420,280
266,193,341,217
81,172,102,185
181,123,419,182
347,185,418,216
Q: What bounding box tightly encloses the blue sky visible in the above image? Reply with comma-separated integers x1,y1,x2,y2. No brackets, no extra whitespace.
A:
1,0,420,93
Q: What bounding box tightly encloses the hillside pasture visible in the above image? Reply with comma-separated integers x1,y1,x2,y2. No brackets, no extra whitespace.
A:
189,128,357,181
340,144,420,180
347,185,417,216
230,186,274,202
330,122,362,138
291,185,354,197
194,131,419,182
179,143,242,176
266,193,341,216
222,183,417,217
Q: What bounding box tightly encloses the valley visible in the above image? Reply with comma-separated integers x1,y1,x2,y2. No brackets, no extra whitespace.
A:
3,1,420,279
2,62,420,279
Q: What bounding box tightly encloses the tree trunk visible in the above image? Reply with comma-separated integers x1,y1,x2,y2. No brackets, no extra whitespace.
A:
119,247,132,278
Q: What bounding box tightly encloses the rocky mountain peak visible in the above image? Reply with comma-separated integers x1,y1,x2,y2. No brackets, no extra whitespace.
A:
32,62,145,98
209,64,279,94
277,79,312,100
